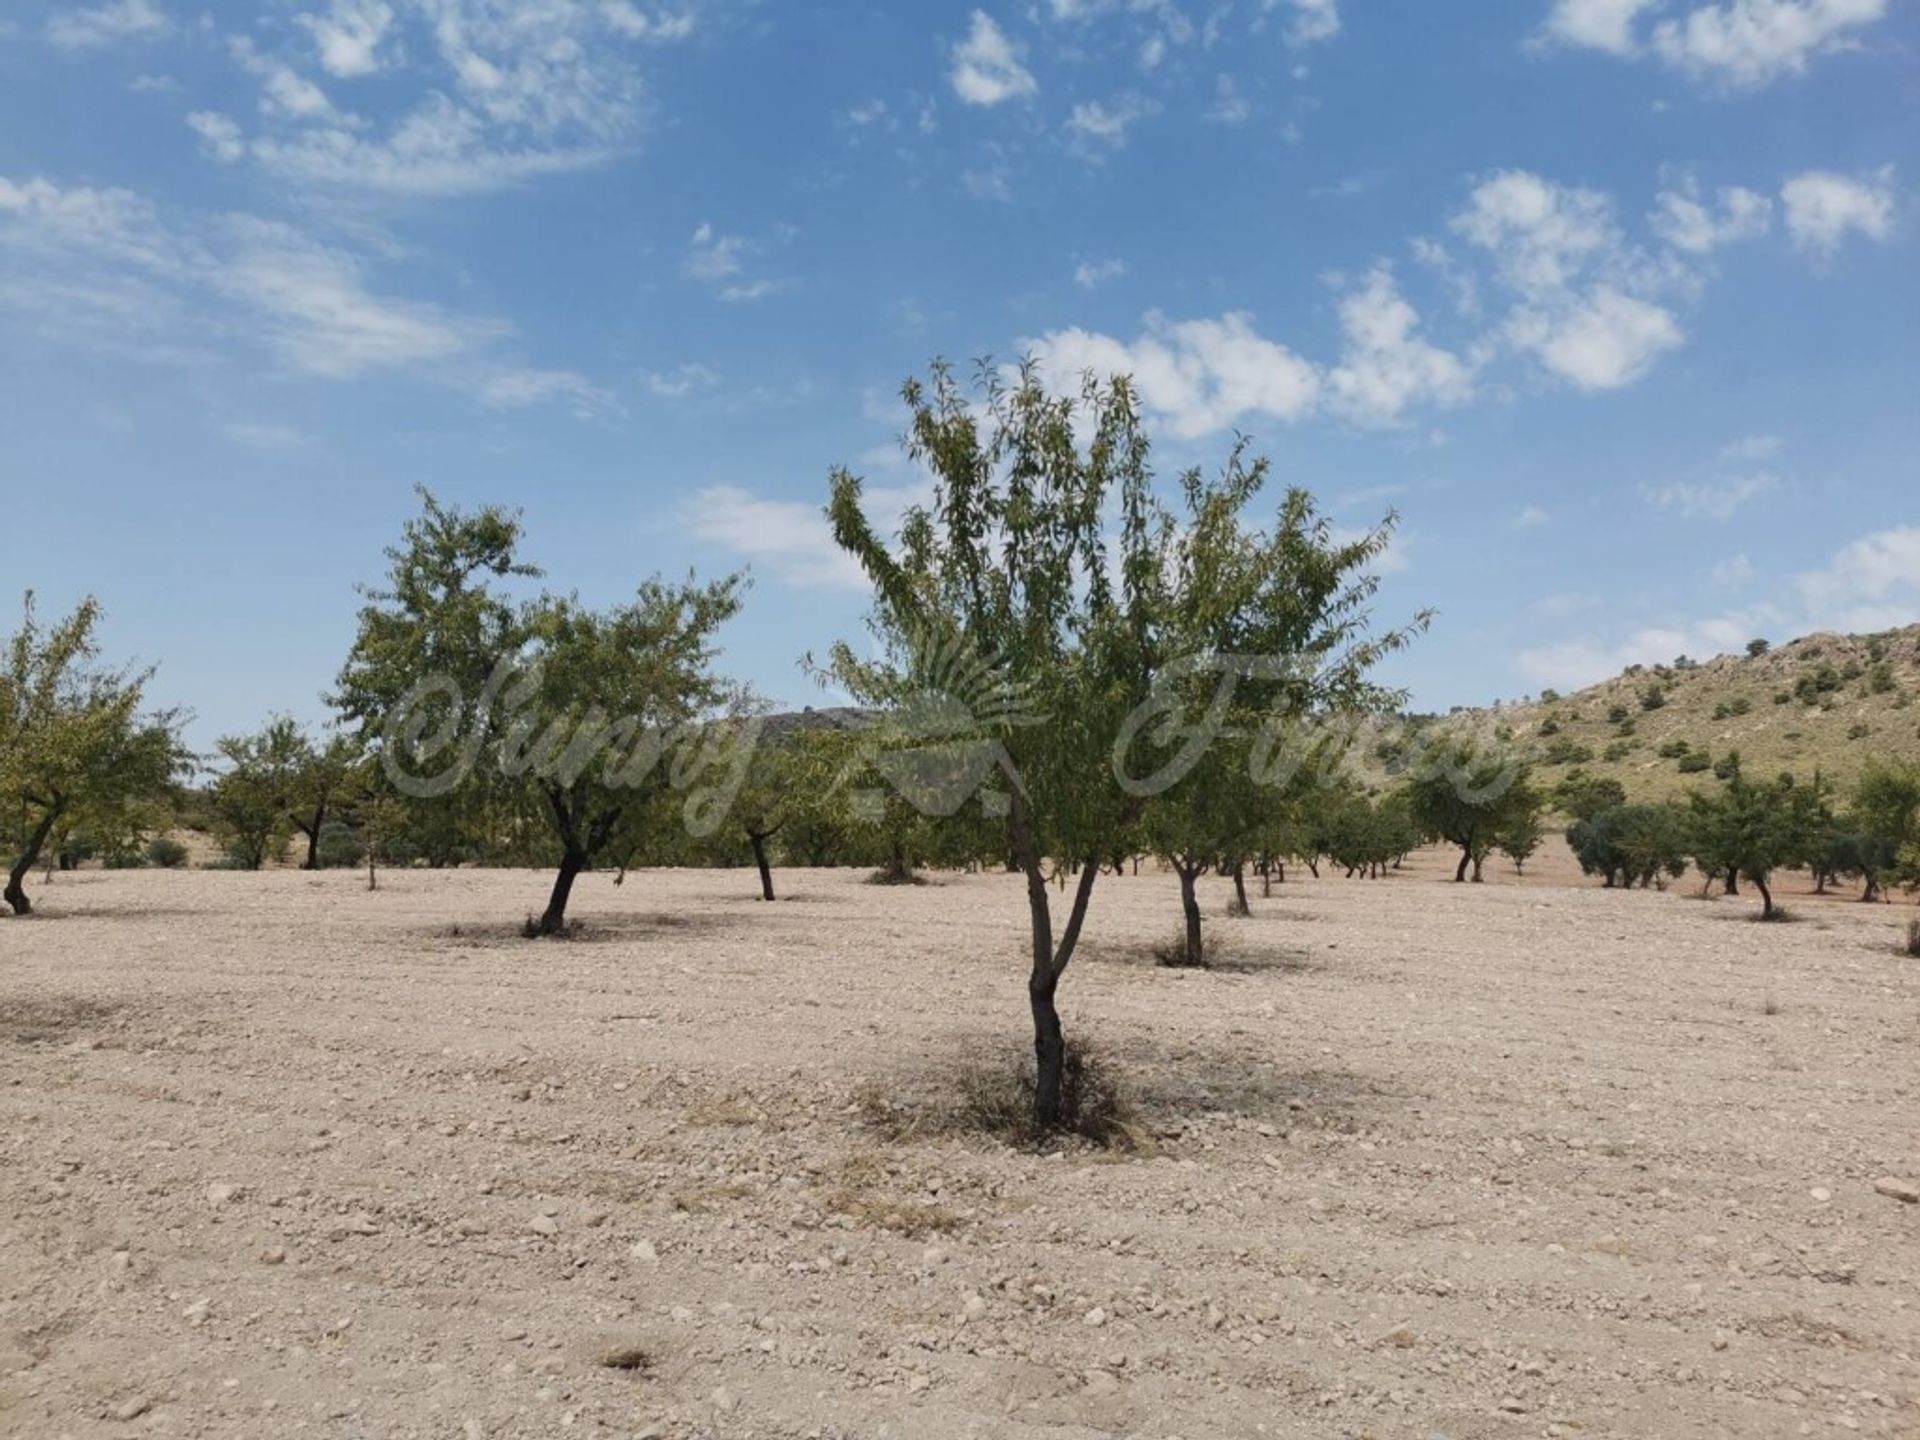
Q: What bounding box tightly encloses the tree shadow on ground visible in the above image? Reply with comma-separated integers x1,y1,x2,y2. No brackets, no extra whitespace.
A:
422,910,740,948
0,996,120,1045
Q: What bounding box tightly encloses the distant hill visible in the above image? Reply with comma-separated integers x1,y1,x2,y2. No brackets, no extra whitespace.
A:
1487,623,1920,803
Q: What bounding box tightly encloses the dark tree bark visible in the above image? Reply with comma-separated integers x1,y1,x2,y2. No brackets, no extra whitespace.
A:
5,803,64,916
1454,847,1472,883
1754,874,1774,919
1012,799,1100,1127
1471,854,1485,883
536,848,587,936
1169,859,1206,967
294,799,329,870
1861,872,1882,903
1229,863,1250,916
749,830,776,902
1724,867,1739,897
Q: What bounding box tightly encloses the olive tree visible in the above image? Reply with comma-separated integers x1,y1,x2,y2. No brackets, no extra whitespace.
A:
2,594,186,914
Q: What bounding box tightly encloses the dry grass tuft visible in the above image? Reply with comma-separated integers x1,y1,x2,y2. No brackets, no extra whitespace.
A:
1904,918,1920,959
854,1042,1152,1152
1150,930,1208,969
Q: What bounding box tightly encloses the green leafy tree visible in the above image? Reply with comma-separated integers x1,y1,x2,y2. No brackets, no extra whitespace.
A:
338,490,745,934
206,716,313,869
1686,762,1796,918
1494,799,1546,875
1407,734,1535,882
1,595,187,914
824,362,1419,1120
1846,760,1920,902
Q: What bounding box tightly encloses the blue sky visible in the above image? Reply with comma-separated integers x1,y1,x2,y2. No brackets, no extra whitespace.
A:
2,0,1915,749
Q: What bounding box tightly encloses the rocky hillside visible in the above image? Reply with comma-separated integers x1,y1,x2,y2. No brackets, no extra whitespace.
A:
1492,624,1920,803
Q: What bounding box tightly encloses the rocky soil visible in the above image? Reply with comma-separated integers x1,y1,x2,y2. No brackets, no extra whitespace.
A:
3,853,1917,1439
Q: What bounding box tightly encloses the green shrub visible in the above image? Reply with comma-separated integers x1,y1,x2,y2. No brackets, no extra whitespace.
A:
316,820,366,869
1712,754,1739,780
1678,753,1712,774
1658,738,1692,759
144,836,189,869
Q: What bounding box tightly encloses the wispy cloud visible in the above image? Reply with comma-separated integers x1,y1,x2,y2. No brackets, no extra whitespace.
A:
45,0,168,51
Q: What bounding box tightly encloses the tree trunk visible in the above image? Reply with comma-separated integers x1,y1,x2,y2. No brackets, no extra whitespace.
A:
1755,874,1774,919
1173,863,1205,967
1230,863,1250,916
749,831,775,902
1724,867,1739,896
1861,873,1881,903
536,849,587,936
1471,854,1485,883
5,807,62,916
1454,848,1472,883
1261,863,1272,898
1305,858,1318,878
1016,814,1100,1127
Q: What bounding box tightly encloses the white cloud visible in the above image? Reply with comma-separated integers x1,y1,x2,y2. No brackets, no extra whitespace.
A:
222,419,309,450
216,217,506,378
951,11,1037,106
1325,266,1474,424
685,478,931,590
45,0,167,50
1073,257,1126,289
685,222,785,301
1780,168,1896,257
0,173,593,407
1520,523,1920,689
1279,0,1342,47
1710,553,1754,586
1454,171,1684,391
963,167,1012,202
1512,286,1683,390
1543,0,1659,53
1796,526,1920,629
1650,176,1772,253
1543,0,1890,87
1652,0,1889,87
1027,311,1321,439
644,362,719,398
1065,96,1151,150
195,1,690,197
478,367,611,414
1646,471,1776,520
300,0,394,78
686,221,744,282
1206,74,1251,125
686,487,865,589
187,111,246,163
1515,504,1551,529
1719,433,1782,462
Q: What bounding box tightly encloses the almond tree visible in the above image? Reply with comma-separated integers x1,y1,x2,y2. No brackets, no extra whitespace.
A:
2,594,187,915
826,361,1421,1121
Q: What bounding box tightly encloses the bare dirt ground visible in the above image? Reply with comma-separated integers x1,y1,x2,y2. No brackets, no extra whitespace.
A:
3,850,1918,1440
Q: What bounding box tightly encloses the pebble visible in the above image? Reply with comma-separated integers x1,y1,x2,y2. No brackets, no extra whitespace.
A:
1083,1307,1107,1327
962,1294,987,1323
111,1397,153,1422
206,1183,238,1208
1872,1177,1918,1204
528,1214,560,1236
629,1239,659,1262
257,1245,287,1266
711,1386,738,1414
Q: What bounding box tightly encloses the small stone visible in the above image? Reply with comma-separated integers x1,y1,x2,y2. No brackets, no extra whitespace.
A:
206,1183,238,1208
962,1294,987,1323
1083,1307,1107,1327
905,1373,930,1394
599,1345,649,1371
1711,1330,1730,1351
1810,1187,1832,1203
257,1245,287,1266
1383,1325,1416,1349
528,1214,560,1236
501,1324,527,1342
629,1239,658,1262
182,1298,211,1327
1773,1385,1807,1406
1872,1177,1919,1204
111,1397,153,1422
711,1386,738,1414
335,1214,378,1237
